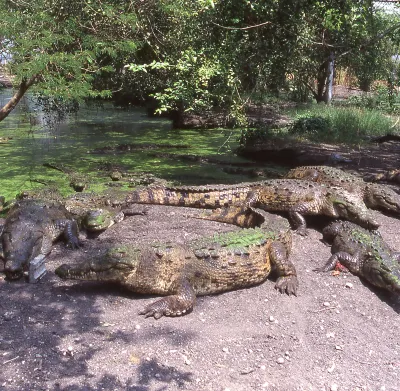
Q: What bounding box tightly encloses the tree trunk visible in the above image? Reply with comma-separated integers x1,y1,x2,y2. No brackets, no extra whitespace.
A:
0,75,38,122
315,53,335,104
323,52,335,104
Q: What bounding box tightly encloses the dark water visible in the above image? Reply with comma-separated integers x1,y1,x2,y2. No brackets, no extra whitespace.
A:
0,90,247,199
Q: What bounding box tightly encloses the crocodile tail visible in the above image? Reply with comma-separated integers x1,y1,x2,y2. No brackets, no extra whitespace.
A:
126,186,253,209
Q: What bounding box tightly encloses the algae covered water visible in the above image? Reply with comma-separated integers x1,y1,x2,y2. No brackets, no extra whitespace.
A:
0,91,248,200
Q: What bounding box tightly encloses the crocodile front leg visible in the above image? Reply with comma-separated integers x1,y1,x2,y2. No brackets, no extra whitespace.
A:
139,279,196,319
314,251,362,274
269,241,298,295
61,220,80,249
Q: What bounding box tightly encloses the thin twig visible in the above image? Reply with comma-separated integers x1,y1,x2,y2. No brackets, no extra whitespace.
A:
211,20,271,30
3,356,20,365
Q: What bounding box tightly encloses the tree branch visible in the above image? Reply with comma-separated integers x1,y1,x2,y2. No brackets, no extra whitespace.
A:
0,75,38,122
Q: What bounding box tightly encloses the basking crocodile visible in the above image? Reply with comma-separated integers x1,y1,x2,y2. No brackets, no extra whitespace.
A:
1,199,80,280
285,165,400,215
17,189,147,233
316,221,400,293
55,210,298,319
63,192,148,233
126,179,379,235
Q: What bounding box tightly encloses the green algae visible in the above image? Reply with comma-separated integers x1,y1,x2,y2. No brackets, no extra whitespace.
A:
0,92,268,201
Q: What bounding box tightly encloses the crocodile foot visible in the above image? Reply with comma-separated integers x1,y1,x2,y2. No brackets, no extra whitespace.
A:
139,295,195,319
295,227,308,237
275,276,299,296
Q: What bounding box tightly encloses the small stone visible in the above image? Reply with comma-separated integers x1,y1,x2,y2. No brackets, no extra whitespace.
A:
222,347,229,353
3,312,14,321
335,345,343,351
345,282,353,289
323,302,330,307
269,316,275,322
135,324,141,330
276,357,285,364
330,384,338,391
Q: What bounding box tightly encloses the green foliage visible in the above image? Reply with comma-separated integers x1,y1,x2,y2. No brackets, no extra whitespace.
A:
0,0,142,112
1,0,400,123
289,106,397,144
289,116,332,136
344,86,400,114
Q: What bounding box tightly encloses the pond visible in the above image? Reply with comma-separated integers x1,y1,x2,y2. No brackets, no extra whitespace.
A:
0,90,252,200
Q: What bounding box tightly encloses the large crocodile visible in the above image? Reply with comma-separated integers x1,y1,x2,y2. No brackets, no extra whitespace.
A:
55,210,298,319
126,179,379,235
285,165,400,215
0,199,80,280
316,221,400,293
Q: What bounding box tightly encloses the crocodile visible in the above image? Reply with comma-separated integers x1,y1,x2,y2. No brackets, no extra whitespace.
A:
63,192,148,233
17,189,147,233
55,210,298,319
315,221,400,293
1,199,80,280
285,165,400,215
126,179,379,235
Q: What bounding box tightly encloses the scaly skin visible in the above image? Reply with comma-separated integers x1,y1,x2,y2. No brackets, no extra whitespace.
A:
64,192,147,232
126,179,379,235
18,190,147,232
55,210,298,319
1,200,80,280
285,165,400,215
316,221,400,293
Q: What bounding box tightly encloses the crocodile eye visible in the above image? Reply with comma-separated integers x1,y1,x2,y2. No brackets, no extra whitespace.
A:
335,203,346,210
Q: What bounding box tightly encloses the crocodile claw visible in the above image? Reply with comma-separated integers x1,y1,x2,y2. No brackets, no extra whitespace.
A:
275,276,299,296
139,295,194,319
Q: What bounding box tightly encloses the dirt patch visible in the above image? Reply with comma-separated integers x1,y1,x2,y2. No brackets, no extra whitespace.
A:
0,198,399,391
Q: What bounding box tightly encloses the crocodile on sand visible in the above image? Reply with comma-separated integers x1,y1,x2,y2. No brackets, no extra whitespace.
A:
17,189,148,233
55,209,298,319
63,192,148,233
125,179,379,235
315,220,400,293
285,165,400,215
0,199,80,280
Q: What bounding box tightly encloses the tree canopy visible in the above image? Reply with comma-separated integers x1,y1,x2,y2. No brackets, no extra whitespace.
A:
1,0,399,123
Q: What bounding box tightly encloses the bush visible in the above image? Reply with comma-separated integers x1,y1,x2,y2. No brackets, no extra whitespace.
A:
288,106,398,144
289,115,332,136
344,85,400,114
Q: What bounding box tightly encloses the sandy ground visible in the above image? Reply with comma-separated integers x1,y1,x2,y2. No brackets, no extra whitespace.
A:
0,202,399,391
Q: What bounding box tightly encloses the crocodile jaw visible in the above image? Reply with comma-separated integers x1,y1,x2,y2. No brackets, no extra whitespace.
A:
55,259,135,282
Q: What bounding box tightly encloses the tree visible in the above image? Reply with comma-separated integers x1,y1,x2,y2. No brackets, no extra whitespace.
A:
0,0,142,121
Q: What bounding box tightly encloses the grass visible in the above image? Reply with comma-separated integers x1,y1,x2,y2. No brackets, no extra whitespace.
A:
290,105,399,143
242,105,400,146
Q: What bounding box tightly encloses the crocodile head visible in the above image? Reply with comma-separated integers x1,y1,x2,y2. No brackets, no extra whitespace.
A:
83,209,114,232
364,184,400,214
2,230,43,280
329,191,379,230
363,252,400,293
55,246,140,282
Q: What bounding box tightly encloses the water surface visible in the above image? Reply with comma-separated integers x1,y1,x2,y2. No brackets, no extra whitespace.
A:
0,91,249,199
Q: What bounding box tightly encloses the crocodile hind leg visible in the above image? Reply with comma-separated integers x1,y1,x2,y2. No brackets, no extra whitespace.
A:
193,205,264,228
269,241,298,296
246,190,309,236
139,279,196,319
